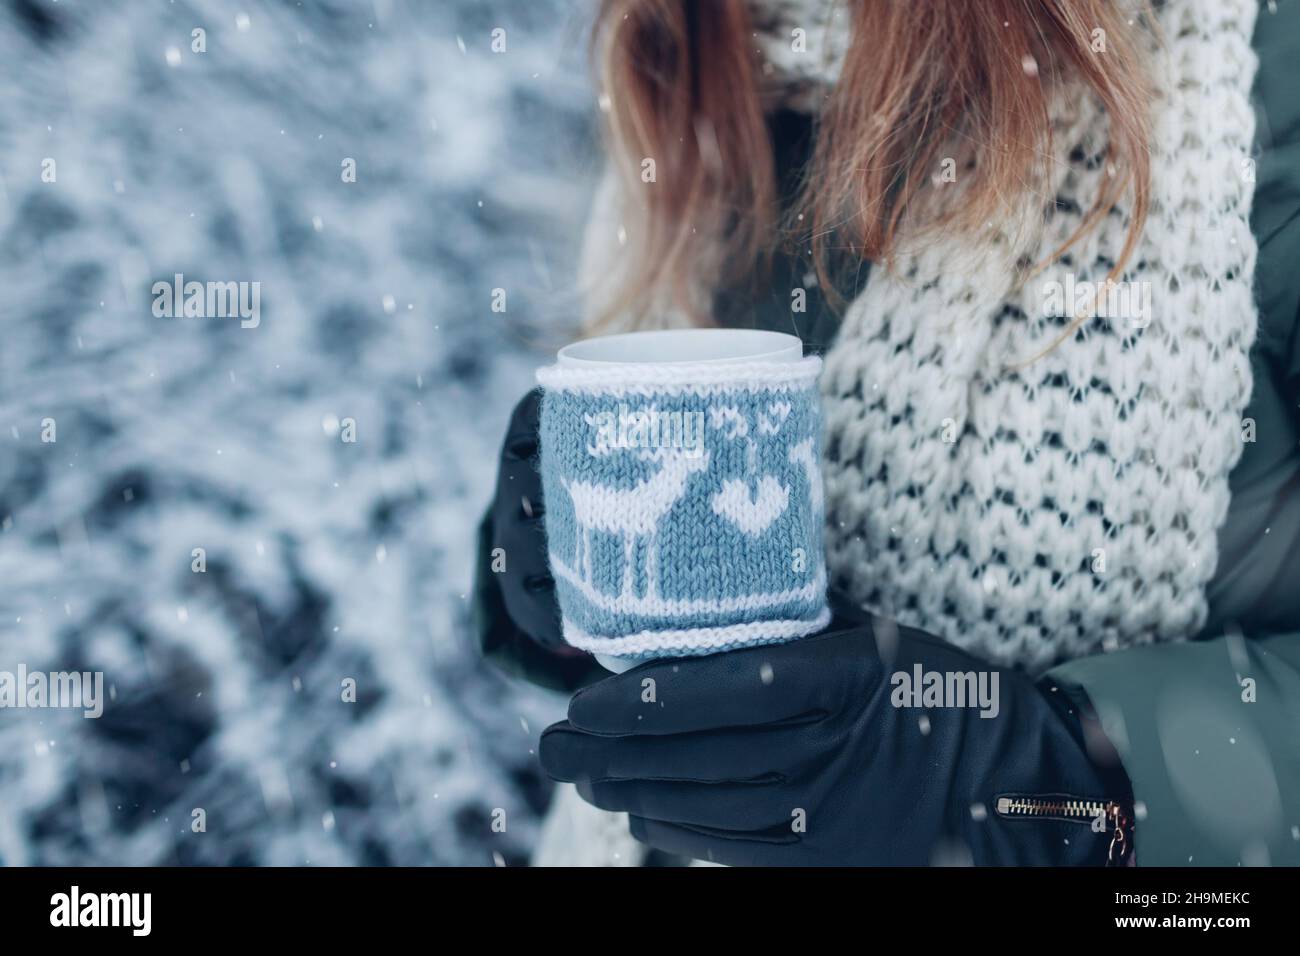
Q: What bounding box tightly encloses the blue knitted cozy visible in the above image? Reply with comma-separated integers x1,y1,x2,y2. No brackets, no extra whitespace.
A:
536,357,830,659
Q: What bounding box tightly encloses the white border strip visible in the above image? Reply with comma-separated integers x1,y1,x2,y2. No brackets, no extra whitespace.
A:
537,356,822,395
551,555,826,616
562,606,832,657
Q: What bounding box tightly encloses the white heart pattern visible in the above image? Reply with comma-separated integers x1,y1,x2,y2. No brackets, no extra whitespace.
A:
757,401,792,435
710,475,790,537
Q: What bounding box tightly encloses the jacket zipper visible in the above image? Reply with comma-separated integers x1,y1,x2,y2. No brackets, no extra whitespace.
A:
995,794,1133,865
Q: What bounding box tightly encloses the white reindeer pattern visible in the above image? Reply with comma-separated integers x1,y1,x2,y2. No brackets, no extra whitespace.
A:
562,446,710,600
560,403,818,601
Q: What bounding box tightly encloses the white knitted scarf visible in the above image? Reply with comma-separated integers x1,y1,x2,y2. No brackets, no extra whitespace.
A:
815,0,1260,671
536,0,1262,864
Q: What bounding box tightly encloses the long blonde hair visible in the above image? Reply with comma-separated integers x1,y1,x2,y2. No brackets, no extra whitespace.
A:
589,0,1153,331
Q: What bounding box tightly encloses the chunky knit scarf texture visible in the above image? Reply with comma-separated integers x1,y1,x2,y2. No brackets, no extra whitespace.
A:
537,358,830,659
816,0,1261,672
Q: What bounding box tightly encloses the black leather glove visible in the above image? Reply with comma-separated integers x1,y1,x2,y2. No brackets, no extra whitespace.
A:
478,389,602,691
540,597,1134,865
489,387,564,648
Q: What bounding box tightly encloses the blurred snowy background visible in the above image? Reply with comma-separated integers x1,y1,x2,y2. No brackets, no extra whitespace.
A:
0,0,598,865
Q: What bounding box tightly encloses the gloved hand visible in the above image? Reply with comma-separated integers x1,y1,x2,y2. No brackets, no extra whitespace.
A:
489,387,565,649
540,598,1134,865
477,388,604,693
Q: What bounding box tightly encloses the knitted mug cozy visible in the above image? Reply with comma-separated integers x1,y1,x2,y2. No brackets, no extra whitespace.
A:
536,357,831,659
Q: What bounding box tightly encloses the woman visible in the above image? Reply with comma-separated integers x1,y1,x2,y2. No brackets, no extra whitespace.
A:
474,0,1300,865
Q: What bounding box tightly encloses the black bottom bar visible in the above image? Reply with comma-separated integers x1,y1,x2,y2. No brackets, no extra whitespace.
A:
0,865,1285,940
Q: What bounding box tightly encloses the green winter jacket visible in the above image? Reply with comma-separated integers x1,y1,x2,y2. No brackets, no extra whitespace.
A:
1044,5,1300,866
473,4,1300,865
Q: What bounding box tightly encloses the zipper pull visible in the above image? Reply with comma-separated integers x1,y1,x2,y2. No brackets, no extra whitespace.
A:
1106,803,1133,866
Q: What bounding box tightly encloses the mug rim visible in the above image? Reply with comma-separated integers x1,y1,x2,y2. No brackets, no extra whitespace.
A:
557,328,803,367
